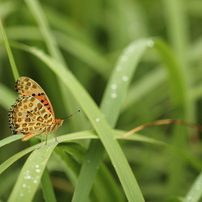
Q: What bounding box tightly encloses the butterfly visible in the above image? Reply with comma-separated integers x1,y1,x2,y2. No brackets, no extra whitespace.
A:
8,77,64,141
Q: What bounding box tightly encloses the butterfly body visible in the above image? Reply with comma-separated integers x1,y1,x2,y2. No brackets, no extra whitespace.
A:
8,77,63,141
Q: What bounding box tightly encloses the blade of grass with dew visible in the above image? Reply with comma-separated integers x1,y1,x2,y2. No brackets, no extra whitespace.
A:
0,20,19,80
73,38,191,201
13,43,145,202
72,39,149,202
183,172,202,202
8,142,58,202
0,131,97,175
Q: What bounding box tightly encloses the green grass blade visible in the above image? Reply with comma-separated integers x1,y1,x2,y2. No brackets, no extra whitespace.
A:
0,20,19,80
41,168,57,202
8,142,58,202
162,0,189,70
95,163,125,202
24,0,65,65
0,146,36,175
0,135,23,148
100,39,149,125
153,38,188,118
73,39,149,202
0,131,97,175
183,173,202,202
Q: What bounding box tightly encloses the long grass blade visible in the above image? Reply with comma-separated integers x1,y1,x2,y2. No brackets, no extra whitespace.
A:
0,20,19,80
8,142,58,202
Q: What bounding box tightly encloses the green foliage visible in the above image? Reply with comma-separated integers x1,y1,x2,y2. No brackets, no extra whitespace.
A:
1,0,202,201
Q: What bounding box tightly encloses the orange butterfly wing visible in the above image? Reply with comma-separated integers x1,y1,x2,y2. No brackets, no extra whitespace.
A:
15,77,55,117
8,77,63,141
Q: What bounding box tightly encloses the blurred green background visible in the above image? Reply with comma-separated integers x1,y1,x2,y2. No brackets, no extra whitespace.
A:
1,0,202,201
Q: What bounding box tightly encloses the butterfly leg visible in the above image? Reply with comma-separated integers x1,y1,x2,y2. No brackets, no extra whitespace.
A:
37,135,44,149
55,135,59,143
45,134,48,145
54,130,59,144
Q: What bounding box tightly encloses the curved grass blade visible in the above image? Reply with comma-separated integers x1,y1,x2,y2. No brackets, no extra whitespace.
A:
8,142,58,202
0,131,97,175
153,39,189,117
0,135,23,148
183,172,202,202
73,39,149,202
0,20,19,80
41,168,57,202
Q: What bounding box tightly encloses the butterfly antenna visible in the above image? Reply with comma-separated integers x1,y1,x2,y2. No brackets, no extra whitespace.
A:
61,110,81,119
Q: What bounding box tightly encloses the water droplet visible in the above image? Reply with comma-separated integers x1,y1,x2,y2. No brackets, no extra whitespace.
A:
187,195,192,201
22,184,26,188
111,84,117,90
126,45,135,53
95,118,100,122
33,180,38,184
24,175,31,180
147,40,154,47
122,76,128,81
35,164,39,168
35,169,41,173
111,93,117,99
25,170,30,174
121,55,128,61
20,192,24,197
116,65,122,71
